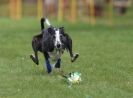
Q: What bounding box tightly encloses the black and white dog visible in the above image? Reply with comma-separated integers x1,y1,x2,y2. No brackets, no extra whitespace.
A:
30,18,79,73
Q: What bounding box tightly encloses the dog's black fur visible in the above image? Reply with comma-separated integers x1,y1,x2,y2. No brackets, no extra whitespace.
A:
30,18,79,73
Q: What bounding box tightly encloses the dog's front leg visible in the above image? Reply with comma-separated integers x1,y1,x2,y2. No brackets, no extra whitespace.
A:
45,59,52,73
54,58,64,75
55,58,61,68
44,52,52,73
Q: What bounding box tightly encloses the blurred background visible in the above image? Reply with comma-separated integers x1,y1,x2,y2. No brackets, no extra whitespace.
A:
0,0,132,26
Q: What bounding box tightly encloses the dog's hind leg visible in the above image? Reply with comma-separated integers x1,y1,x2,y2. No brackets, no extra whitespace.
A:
30,38,40,65
69,49,79,62
71,53,79,62
67,38,79,62
30,51,39,65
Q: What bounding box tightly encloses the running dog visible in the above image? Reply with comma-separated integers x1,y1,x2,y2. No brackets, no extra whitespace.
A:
30,18,79,73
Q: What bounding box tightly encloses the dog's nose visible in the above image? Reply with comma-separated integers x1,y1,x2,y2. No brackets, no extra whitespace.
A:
57,44,61,48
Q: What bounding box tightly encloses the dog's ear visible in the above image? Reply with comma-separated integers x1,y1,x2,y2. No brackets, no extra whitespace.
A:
59,27,64,30
59,27,65,35
48,27,55,35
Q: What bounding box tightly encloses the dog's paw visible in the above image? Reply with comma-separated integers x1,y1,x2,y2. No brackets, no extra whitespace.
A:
30,54,35,59
30,54,39,65
71,53,79,62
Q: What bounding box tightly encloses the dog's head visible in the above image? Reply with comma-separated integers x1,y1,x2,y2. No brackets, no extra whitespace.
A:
47,27,67,50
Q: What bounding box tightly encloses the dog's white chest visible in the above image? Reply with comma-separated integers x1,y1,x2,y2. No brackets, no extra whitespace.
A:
48,49,63,61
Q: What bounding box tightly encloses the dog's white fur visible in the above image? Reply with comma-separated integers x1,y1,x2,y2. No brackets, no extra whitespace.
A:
55,29,62,47
46,19,63,66
48,49,63,61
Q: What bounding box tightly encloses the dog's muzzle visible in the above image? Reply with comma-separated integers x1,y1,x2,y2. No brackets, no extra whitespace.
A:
57,43,61,49
55,41,62,49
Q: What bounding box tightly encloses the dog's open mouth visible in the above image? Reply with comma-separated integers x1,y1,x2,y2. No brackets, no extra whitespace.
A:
48,48,64,61
55,44,64,51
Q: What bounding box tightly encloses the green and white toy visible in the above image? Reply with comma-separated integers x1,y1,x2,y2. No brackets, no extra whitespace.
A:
63,72,82,87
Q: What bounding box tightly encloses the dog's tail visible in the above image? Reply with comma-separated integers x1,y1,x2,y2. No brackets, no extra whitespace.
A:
40,18,51,31
41,18,45,30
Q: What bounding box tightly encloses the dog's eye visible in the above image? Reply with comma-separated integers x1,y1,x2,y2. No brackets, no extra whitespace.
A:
53,35,56,39
60,35,63,38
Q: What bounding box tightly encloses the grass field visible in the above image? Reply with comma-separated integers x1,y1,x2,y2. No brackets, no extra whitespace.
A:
0,18,133,98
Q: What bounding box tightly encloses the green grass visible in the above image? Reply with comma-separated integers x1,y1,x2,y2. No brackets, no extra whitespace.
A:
0,18,133,98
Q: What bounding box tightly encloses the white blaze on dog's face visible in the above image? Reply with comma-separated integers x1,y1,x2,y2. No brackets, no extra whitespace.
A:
54,29,62,49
